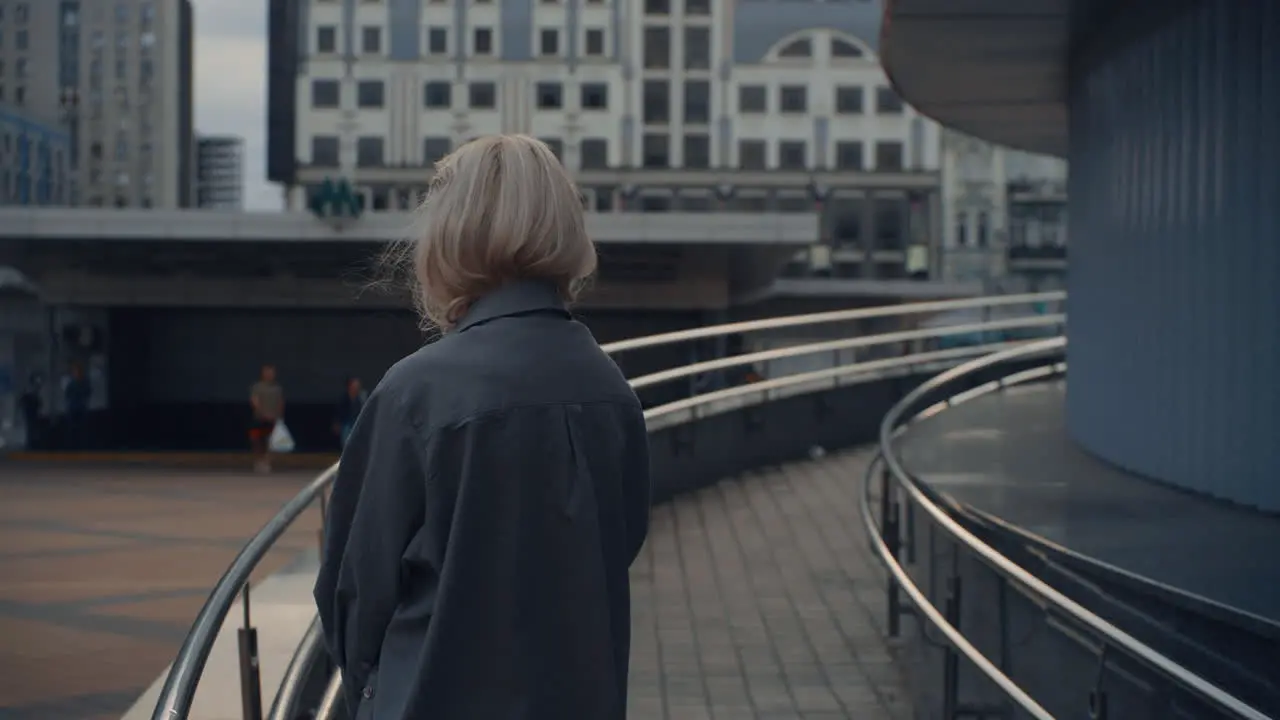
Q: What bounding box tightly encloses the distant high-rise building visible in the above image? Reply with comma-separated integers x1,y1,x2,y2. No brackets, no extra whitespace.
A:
196,135,244,209
0,0,196,208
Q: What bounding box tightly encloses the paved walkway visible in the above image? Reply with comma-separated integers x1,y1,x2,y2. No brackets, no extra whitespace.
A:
2,450,911,720
0,465,321,720
627,448,913,719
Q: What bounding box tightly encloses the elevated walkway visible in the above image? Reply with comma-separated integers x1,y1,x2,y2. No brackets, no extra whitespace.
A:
119,451,913,720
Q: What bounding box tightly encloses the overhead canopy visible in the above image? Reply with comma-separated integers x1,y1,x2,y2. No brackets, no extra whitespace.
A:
880,0,1071,157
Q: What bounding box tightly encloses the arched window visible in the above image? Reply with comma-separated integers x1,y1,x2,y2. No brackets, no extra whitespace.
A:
831,38,863,58
778,38,812,58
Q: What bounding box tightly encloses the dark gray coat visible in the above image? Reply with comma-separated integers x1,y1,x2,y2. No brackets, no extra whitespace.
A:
315,280,651,720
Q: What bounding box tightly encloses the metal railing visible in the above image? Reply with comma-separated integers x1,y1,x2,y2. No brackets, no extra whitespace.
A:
149,292,1064,720
861,338,1273,720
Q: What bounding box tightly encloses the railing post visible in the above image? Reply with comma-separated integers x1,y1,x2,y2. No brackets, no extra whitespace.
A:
1088,646,1110,720
880,465,903,637
238,583,264,720
942,553,963,720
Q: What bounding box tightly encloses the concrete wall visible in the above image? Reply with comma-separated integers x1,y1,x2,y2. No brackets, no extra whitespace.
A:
1066,0,1280,511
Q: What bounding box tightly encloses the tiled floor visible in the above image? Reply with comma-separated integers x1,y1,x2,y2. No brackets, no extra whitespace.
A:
1,450,912,720
627,448,913,720
0,465,322,720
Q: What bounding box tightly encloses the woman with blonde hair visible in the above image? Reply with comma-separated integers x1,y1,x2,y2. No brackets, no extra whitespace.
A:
315,135,651,720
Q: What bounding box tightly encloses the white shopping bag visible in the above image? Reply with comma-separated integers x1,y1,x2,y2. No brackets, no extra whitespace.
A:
268,420,296,453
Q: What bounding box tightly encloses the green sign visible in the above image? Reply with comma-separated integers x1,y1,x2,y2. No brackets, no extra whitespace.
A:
308,177,363,220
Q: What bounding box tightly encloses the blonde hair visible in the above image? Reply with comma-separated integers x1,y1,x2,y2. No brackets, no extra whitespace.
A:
402,134,597,330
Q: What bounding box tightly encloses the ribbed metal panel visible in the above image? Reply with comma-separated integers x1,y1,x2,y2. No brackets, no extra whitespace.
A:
1067,0,1280,510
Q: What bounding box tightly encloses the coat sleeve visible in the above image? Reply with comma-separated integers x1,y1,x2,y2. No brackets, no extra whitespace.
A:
313,393,427,711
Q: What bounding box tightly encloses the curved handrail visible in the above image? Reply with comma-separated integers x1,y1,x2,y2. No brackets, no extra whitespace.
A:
599,290,1064,354
151,464,338,719
870,338,1272,720
265,617,325,720
629,314,1063,390
149,294,1059,720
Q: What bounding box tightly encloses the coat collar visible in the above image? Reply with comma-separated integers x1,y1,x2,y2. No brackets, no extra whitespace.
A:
454,280,569,333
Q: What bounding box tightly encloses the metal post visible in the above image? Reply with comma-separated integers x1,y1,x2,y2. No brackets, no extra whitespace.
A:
942,553,963,720
237,583,264,720
880,466,902,637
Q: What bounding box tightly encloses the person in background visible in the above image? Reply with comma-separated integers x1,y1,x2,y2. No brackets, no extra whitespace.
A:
249,364,285,473
314,135,651,720
63,364,90,450
20,374,43,450
333,376,368,450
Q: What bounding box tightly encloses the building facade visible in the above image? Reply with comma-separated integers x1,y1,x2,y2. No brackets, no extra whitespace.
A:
267,0,944,281
196,135,244,209
0,104,72,206
938,129,1067,290
0,0,196,209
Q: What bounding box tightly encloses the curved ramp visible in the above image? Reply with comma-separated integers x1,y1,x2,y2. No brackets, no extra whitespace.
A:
629,448,912,718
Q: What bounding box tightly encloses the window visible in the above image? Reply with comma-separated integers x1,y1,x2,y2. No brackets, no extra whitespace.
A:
474,28,493,55
424,81,451,108
580,138,608,169
357,80,385,108
955,212,968,246
835,141,863,170
738,140,766,170
642,81,669,124
16,30,28,50
469,81,496,108
780,85,806,113
685,0,709,15
876,86,904,114
683,81,709,124
832,38,863,58
316,26,336,53
540,138,563,161
643,27,669,69
540,29,559,56
427,27,448,54
581,83,608,110
682,134,710,169
15,3,29,23
642,134,669,168
536,82,562,109
778,38,811,58
311,136,339,166
684,27,709,69
312,79,340,108
357,136,384,167
835,86,863,114
584,29,605,56
738,86,765,113
423,137,451,164
644,0,669,14
875,141,904,170
778,141,806,169
362,26,382,54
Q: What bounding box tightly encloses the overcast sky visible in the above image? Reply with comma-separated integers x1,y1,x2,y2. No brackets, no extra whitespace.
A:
194,0,280,211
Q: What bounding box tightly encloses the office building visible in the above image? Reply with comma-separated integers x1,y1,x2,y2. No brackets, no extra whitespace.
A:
196,135,244,209
0,104,72,206
267,0,944,280
0,0,196,208
938,129,1067,289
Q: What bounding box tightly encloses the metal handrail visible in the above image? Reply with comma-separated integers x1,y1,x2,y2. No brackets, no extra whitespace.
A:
869,338,1273,720
151,465,338,719
149,294,1059,720
628,314,1062,390
599,290,1064,354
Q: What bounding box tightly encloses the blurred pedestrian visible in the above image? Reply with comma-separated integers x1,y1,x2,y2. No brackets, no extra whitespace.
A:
249,364,285,473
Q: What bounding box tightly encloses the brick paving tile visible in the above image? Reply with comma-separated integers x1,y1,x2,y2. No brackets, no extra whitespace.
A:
628,448,914,720
0,465,320,719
